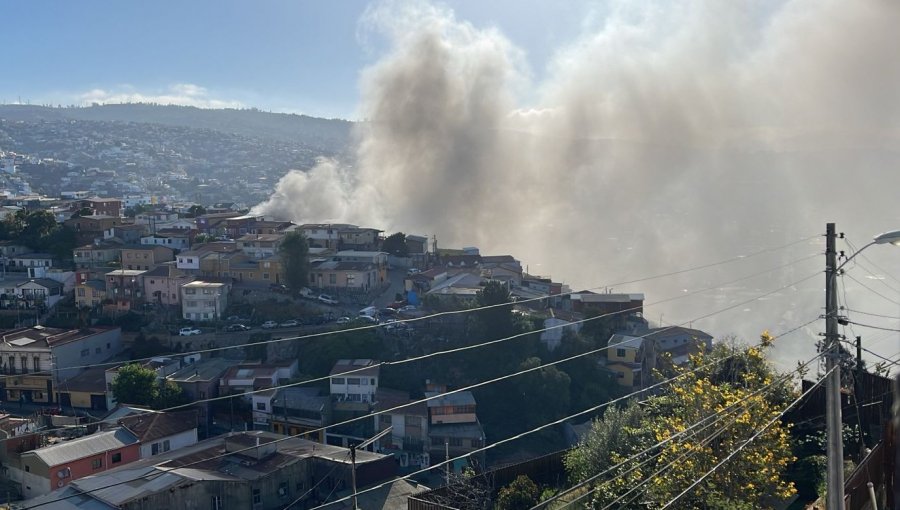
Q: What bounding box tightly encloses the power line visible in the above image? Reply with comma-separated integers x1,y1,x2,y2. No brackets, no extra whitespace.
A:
843,308,900,321
844,237,900,293
2,254,822,443
843,272,900,307
656,368,833,510
22,283,821,510
298,313,823,510
846,320,900,334
0,234,821,382
542,349,822,510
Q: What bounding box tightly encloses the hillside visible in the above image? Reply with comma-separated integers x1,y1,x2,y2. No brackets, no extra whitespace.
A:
0,103,354,150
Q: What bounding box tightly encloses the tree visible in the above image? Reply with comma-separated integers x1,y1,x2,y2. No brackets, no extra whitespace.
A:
382,232,408,257
70,207,93,219
154,380,189,409
279,231,310,290
565,339,798,509
497,475,540,510
111,363,189,410
185,204,206,218
111,364,158,407
475,281,513,340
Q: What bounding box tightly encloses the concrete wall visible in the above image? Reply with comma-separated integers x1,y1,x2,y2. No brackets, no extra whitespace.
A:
139,428,198,459
53,328,123,381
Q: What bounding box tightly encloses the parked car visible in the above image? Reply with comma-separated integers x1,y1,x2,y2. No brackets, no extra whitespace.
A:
336,316,352,325
380,308,398,317
407,268,421,276
261,321,278,329
318,294,339,305
178,327,201,336
270,283,288,294
355,315,378,324
399,305,417,312
225,324,251,332
279,319,300,328
295,287,314,298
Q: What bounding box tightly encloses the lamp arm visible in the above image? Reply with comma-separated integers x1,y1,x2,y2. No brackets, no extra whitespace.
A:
835,241,876,273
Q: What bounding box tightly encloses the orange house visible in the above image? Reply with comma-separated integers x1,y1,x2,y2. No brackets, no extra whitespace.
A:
19,428,140,498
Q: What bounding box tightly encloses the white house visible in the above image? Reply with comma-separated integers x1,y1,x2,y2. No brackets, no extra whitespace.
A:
176,251,202,271
329,359,380,404
118,409,199,459
180,280,229,321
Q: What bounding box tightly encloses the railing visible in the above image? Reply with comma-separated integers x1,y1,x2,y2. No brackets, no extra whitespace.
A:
844,440,886,510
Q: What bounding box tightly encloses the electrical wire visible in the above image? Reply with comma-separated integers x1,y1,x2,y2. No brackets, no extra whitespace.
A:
19,269,823,509
284,453,348,509
842,272,900,307
656,367,833,510
1,255,823,444
846,320,900,334
844,237,900,294
0,234,822,382
542,349,821,510
22,302,819,510
842,308,900,321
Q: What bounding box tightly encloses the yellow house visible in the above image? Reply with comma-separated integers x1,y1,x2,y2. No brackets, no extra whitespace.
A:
75,280,106,308
606,334,645,388
229,255,284,285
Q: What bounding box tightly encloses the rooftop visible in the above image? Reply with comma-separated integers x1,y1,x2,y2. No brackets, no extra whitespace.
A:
119,410,199,443
24,428,138,467
330,359,381,377
1,326,119,350
424,390,477,408
168,358,234,383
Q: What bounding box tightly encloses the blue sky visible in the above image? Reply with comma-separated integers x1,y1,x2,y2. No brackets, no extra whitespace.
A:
2,0,594,119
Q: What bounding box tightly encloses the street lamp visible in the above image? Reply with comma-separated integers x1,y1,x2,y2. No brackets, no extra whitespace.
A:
824,224,900,509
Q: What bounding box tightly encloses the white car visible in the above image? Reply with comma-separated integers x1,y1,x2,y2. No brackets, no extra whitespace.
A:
336,316,352,325
261,321,278,329
399,305,417,312
318,294,339,305
178,327,201,336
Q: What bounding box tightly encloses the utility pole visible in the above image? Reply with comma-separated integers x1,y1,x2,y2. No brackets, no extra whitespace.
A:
350,443,358,510
445,440,450,486
825,222,845,509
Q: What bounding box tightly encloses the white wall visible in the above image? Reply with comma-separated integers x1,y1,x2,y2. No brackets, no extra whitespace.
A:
139,428,198,459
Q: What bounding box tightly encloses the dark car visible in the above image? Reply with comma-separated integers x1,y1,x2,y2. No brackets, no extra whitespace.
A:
225,324,251,332
270,283,288,294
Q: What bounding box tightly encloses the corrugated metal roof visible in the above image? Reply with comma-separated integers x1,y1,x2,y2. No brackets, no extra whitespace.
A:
26,428,138,467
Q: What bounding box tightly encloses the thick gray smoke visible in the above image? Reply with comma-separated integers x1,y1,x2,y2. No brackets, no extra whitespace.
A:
255,0,900,368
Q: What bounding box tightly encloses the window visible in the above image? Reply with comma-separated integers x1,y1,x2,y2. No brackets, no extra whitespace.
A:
347,378,360,385
95,347,101,354
361,378,368,385
329,274,336,285
263,273,270,280
8,356,14,373
33,357,39,372
256,402,266,411
77,288,85,297
107,343,111,349
252,488,261,505
449,437,462,447
332,377,345,385
279,481,288,497
349,394,361,401
616,348,627,358
81,349,89,357
199,391,207,399
150,279,155,284
20,357,27,373
151,443,160,455
24,465,29,472
370,378,376,386
111,453,122,464
91,458,103,470
163,440,170,452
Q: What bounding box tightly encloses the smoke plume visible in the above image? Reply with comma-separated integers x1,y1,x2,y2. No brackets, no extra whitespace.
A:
254,0,900,367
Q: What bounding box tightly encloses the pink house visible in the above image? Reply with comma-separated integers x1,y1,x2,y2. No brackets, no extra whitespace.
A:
19,428,140,499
